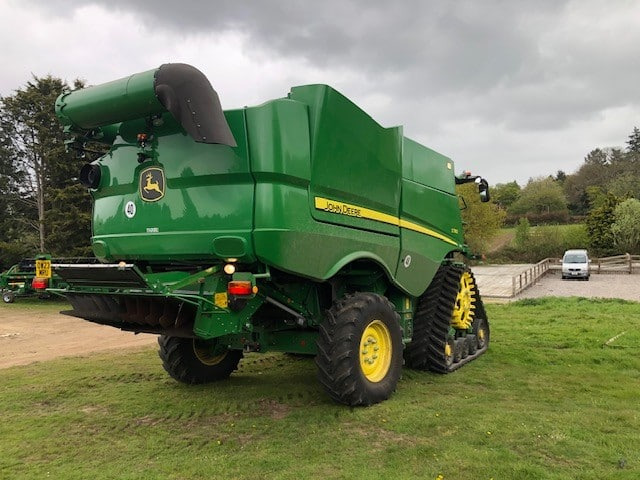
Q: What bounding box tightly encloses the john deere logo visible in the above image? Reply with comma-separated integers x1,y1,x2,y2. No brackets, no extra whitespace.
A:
139,167,165,202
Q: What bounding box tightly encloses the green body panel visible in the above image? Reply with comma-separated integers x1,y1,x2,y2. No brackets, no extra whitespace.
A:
394,138,465,295
402,137,456,194
289,85,402,237
91,109,255,262
244,97,400,281
55,65,480,345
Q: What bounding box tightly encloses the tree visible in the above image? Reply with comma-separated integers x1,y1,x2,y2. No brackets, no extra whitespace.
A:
610,198,640,254
492,181,521,210
514,217,531,248
606,172,640,200
626,127,640,154
563,148,616,214
456,182,506,255
0,75,91,261
585,190,619,255
0,138,35,269
563,136,640,215
508,177,568,215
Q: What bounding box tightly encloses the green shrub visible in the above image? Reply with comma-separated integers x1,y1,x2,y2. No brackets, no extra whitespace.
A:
505,210,570,226
487,224,590,262
514,217,531,248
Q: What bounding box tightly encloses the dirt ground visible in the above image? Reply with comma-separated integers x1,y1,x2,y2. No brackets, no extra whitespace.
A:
0,308,157,369
2,272,639,369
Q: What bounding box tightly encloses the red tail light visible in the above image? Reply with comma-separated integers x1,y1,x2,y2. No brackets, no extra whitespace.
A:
228,281,252,296
32,277,49,290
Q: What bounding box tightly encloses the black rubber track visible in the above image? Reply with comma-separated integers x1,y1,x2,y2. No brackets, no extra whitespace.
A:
158,335,242,384
315,292,403,406
403,265,447,369
405,264,490,374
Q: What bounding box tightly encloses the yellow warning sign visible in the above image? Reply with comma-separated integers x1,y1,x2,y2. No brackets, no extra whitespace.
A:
214,292,228,309
35,260,52,278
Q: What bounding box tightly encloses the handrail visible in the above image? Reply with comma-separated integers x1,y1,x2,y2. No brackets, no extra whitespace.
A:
511,258,553,295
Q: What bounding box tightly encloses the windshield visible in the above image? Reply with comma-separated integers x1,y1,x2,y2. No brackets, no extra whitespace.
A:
564,254,587,263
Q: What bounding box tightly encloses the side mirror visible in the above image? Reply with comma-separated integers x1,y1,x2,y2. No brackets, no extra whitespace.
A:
478,178,490,203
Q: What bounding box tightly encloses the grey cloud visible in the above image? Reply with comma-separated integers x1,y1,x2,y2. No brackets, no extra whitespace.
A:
22,0,640,174
31,1,558,91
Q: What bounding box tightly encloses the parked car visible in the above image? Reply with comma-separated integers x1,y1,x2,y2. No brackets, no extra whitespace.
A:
561,249,590,280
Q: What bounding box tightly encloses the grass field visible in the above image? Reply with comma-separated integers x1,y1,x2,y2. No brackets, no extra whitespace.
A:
490,224,589,250
1,297,639,479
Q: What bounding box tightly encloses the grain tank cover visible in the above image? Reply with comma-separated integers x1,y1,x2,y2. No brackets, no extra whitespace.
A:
55,63,236,146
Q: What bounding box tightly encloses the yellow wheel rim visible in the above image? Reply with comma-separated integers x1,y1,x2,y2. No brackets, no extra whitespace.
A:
477,323,487,348
444,342,453,357
359,320,392,383
444,338,455,365
193,341,228,366
451,271,476,330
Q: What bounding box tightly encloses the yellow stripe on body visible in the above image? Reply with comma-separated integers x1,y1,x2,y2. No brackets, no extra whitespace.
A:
314,197,399,226
398,219,459,246
314,196,459,247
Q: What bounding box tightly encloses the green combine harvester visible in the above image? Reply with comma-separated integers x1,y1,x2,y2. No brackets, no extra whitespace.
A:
53,63,491,406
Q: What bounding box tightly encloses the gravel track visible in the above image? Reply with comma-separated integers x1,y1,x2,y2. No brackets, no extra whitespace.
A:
515,271,640,302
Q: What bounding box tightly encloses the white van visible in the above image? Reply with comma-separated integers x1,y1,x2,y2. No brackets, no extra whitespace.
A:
561,249,590,280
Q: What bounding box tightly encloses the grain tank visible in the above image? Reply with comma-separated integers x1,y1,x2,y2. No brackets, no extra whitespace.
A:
53,63,491,406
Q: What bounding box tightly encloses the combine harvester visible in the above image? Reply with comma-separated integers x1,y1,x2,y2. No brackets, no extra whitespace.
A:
52,64,491,405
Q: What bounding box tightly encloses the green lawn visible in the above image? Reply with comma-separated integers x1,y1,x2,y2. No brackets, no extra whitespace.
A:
1,297,639,479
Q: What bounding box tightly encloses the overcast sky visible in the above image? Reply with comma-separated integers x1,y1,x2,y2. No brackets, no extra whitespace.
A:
2,0,639,185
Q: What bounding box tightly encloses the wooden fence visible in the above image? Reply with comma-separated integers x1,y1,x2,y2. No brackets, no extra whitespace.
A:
511,258,554,295
510,254,639,296
548,253,640,274
593,253,640,274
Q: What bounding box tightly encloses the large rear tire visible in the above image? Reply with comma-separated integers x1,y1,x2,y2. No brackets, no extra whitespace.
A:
158,336,242,384
315,292,403,406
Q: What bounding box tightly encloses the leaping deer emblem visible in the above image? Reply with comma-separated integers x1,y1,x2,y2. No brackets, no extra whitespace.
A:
143,173,162,194
140,168,164,202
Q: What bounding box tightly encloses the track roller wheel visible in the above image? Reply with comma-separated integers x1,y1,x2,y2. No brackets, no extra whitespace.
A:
158,336,242,384
461,337,470,359
474,317,490,351
454,338,465,363
443,336,455,370
466,334,478,355
315,292,403,406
